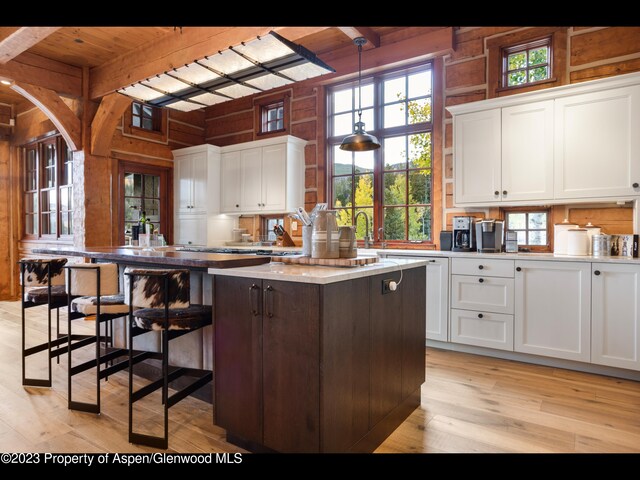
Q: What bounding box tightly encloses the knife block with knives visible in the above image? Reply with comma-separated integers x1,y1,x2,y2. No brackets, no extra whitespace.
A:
274,225,296,247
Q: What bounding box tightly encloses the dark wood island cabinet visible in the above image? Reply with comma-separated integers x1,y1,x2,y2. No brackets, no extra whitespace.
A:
212,261,426,453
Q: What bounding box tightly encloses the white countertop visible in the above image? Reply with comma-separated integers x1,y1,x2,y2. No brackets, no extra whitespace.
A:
208,258,428,284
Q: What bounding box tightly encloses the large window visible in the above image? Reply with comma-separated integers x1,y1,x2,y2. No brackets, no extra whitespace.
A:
23,135,73,239
123,172,162,236
328,63,433,243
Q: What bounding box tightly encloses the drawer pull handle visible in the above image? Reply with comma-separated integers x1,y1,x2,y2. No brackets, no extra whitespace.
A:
516,266,522,272
594,270,601,276
634,183,639,188
503,190,508,195
494,191,499,196
478,313,483,319
478,278,484,283
478,265,484,270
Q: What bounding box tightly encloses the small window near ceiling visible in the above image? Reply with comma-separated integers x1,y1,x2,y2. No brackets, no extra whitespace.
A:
261,101,285,133
502,37,552,88
505,210,549,247
132,102,161,131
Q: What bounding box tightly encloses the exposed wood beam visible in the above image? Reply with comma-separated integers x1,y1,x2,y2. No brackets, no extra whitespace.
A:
11,81,81,150
91,93,132,156
338,27,380,49
0,52,82,97
89,26,330,100
0,27,60,64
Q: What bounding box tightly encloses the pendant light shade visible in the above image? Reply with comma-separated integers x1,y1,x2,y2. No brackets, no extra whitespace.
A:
339,37,380,152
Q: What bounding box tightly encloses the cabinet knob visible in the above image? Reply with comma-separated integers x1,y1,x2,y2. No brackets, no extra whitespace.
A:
235,204,239,208
502,190,508,195
594,270,601,276
478,265,484,270
634,183,639,188
516,266,522,272
494,191,499,196
478,278,484,283
478,313,484,319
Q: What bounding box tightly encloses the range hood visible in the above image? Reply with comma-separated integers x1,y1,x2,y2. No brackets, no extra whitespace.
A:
117,31,334,112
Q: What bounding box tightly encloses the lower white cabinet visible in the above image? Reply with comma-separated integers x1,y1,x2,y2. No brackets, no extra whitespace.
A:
385,255,449,342
451,275,514,315
591,263,640,371
514,260,591,362
175,215,207,246
450,309,514,351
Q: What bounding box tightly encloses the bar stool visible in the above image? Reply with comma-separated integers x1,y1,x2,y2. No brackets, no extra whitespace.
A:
125,267,212,449
20,258,71,387
65,263,133,413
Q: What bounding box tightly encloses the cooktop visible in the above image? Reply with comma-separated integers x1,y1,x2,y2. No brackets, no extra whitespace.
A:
177,247,301,257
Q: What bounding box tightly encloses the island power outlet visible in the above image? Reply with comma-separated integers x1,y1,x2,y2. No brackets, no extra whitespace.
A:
382,278,397,295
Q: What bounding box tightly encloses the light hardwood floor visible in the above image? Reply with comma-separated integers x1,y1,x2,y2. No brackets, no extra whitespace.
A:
1,300,639,453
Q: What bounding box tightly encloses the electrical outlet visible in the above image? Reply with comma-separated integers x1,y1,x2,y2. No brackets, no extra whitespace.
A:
291,221,298,231
382,279,394,295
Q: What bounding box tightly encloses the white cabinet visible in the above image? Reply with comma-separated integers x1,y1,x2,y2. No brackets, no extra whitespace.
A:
220,151,241,213
451,275,514,315
220,135,305,214
501,100,554,202
385,255,449,342
554,85,640,200
591,263,640,370
454,109,501,204
174,216,207,246
514,260,591,362
450,309,514,351
174,150,210,215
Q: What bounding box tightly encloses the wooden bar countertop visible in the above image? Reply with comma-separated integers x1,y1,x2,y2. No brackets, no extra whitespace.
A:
32,246,271,270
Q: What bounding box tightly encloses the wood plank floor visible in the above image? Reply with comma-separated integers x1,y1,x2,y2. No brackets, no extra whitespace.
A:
1,300,639,453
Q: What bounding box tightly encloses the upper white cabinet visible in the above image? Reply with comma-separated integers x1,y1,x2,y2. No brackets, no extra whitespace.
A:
514,260,591,362
454,109,501,204
502,100,554,202
591,263,640,371
554,85,640,199
220,135,305,214
175,148,213,215
448,72,640,206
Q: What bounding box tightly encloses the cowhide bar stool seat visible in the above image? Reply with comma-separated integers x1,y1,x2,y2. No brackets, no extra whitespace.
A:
125,268,212,449
20,258,78,387
65,263,135,414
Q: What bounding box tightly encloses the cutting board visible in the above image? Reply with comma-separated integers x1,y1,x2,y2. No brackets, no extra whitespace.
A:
271,255,378,267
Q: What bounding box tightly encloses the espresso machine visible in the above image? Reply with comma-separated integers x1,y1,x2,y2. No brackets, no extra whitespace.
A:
476,219,505,253
452,216,476,252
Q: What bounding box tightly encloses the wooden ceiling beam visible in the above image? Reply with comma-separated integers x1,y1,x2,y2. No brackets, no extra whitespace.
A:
0,27,61,64
0,52,82,97
11,81,81,150
91,92,132,156
89,26,330,100
338,27,380,49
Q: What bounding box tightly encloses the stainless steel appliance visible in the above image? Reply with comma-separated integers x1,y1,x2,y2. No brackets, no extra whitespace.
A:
476,219,504,253
452,216,476,252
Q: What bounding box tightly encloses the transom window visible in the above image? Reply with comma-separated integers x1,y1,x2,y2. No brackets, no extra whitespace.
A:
329,63,433,243
132,101,161,131
261,102,284,133
502,37,552,88
505,210,548,247
23,135,73,239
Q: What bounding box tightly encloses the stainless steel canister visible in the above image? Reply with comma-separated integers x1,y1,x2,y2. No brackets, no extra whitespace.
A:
592,234,611,257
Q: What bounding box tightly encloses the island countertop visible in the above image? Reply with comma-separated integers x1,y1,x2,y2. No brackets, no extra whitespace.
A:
32,246,271,269
208,257,428,284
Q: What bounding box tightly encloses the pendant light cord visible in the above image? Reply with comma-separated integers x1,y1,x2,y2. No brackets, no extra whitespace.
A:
357,42,363,123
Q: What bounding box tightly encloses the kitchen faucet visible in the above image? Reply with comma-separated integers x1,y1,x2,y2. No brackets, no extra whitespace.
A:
378,227,387,249
354,211,371,248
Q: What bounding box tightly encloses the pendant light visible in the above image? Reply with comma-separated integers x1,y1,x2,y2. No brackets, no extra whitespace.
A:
339,37,381,151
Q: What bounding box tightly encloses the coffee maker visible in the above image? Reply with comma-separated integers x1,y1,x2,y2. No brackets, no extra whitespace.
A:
476,219,504,253
452,216,476,252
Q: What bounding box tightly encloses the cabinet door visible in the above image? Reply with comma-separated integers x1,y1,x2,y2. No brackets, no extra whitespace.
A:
262,280,320,452
502,100,554,201
515,260,591,361
240,148,263,212
261,144,287,212
214,276,263,443
174,215,206,246
454,109,501,204
592,263,640,370
554,85,640,199
450,309,514,351
174,155,193,214
220,151,242,213
190,151,208,214
451,275,514,315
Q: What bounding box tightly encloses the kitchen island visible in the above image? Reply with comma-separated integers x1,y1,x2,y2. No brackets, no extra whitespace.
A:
209,258,428,453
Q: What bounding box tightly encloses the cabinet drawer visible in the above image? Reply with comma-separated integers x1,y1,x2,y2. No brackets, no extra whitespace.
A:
450,309,514,351
451,275,514,314
452,258,514,278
